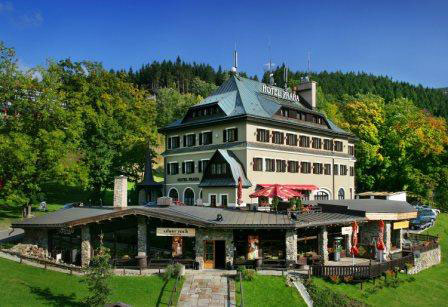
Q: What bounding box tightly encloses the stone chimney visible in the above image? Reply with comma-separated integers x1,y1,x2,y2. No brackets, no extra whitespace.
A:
113,175,127,208
297,80,317,109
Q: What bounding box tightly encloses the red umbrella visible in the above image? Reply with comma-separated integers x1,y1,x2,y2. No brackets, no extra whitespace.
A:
377,220,385,250
237,176,243,205
249,184,302,200
350,221,359,256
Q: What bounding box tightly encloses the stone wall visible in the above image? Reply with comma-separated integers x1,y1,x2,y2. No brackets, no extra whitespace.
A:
137,217,147,256
285,229,297,264
195,229,234,269
408,246,441,274
23,229,48,254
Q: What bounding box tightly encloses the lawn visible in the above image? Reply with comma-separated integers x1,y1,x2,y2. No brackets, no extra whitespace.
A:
0,256,182,306
311,213,448,307
235,275,307,307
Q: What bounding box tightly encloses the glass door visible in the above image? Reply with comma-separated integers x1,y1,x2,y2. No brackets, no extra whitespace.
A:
204,240,214,269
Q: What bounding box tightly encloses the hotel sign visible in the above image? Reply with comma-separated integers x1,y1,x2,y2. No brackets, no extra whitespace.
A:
177,177,200,182
393,221,409,230
261,84,300,103
156,228,196,237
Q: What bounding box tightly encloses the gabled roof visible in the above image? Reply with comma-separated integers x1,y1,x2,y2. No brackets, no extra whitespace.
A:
199,149,252,188
160,75,352,137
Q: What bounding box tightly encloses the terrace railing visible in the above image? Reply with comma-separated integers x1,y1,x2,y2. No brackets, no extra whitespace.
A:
404,233,439,253
167,273,181,307
310,253,414,279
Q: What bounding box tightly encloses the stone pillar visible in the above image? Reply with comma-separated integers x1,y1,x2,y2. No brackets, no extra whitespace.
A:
195,229,205,270
345,233,352,253
285,229,298,265
137,216,147,256
385,222,392,256
81,225,91,267
318,226,329,263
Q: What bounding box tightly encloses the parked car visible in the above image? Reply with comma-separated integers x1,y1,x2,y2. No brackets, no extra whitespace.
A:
419,208,437,221
410,215,434,230
61,202,84,210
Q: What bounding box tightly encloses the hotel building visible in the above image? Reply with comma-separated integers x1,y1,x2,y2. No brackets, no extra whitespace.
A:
160,75,356,206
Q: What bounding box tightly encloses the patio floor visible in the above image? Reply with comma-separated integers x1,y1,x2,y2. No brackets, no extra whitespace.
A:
326,257,376,266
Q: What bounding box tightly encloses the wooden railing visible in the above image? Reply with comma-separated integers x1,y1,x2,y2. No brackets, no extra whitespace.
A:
310,254,414,279
404,233,439,253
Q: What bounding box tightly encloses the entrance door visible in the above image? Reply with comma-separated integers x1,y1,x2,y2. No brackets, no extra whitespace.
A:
214,240,226,269
204,240,214,269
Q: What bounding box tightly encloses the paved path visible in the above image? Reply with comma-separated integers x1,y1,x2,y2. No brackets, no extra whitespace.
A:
178,273,236,307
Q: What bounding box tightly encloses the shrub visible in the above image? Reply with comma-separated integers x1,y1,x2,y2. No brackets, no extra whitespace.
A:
343,275,354,283
306,280,367,307
163,264,175,281
328,275,340,284
236,268,256,281
173,263,183,277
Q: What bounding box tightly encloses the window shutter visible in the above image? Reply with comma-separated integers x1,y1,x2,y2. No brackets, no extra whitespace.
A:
199,133,203,145
182,162,185,174
234,128,238,141
223,129,227,142
198,161,202,173
192,135,196,146
183,135,186,147
167,138,171,150
191,162,195,173
167,163,171,175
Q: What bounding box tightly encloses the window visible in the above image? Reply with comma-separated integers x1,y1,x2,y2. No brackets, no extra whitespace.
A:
184,188,195,206
210,194,217,207
315,191,329,200
168,162,179,175
199,131,213,145
223,128,238,142
281,108,289,117
301,162,311,174
265,158,275,172
313,163,323,174
183,161,195,174
323,139,333,150
256,129,270,142
253,158,263,171
168,136,180,149
210,163,227,175
288,161,299,173
272,131,284,145
324,164,331,175
299,135,310,148
312,137,322,149
350,166,355,176
340,165,348,176
169,188,179,201
276,160,286,172
198,160,209,173
286,133,298,146
334,141,343,152
333,164,339,175
348,145,355,156
184,134,196,147
338,188,345,200
221,194,228,207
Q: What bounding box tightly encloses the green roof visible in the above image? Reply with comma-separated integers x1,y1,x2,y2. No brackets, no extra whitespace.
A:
162,75,351,136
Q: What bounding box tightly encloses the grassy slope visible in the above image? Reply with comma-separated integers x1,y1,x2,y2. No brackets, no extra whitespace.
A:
0,257,182,306
312,213,448,307
235,275,307,307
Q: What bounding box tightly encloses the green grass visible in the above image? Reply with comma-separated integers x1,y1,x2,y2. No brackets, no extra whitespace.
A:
235,275,307,307
0,257,183,306
311,213,448,307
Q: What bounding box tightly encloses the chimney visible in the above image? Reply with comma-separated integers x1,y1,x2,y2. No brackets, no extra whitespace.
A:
297,80,317,109
113,175,127,208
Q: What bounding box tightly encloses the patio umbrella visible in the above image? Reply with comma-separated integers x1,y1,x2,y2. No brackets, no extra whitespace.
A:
377,220,385,251
350,221,359,256
237,176,243,205
249,184,302,200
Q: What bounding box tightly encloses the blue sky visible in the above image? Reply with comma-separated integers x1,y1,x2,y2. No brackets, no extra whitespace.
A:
1,0,447,87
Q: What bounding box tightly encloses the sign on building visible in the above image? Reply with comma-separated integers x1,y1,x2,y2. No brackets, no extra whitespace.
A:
393,221,409,230
156,227,196,237
341,226,353,235
261,84,300,103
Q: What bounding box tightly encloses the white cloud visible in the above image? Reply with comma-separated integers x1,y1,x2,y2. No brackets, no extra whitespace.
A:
17,11,43,27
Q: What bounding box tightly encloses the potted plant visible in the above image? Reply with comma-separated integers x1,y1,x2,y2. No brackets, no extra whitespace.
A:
297,253,307,266
271,197,280,213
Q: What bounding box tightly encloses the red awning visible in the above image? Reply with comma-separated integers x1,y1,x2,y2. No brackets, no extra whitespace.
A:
258,184,319,191
249,184,302,200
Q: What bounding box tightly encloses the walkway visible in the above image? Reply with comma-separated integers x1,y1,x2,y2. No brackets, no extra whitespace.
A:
178,272,236,307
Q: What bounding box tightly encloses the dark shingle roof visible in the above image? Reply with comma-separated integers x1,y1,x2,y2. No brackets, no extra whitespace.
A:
294,212,365,228
305,199,417,214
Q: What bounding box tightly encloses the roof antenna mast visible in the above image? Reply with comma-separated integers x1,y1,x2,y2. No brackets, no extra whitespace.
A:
283,63,288,90
307,51,311,81
268,38,275,85
231,42,238,74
